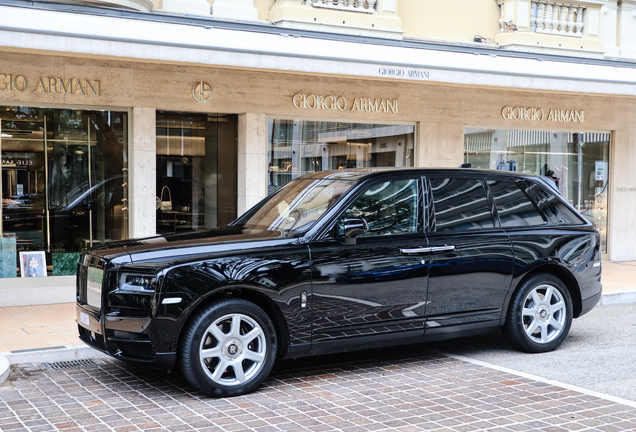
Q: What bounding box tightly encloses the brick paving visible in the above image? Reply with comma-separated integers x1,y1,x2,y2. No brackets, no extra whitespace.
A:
1,345,636,432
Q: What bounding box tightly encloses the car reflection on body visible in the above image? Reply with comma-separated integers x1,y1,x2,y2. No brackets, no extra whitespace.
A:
76,168,602,397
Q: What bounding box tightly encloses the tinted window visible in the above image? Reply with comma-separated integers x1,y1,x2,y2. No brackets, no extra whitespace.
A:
430,178,494,231
488,181,545,227
523,181,584,225
343,179,418,237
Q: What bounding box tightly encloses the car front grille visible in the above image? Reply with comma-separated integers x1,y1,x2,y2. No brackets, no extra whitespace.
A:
77,254,107,310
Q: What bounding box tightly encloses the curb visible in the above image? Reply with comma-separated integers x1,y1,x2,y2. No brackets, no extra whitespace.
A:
0,357,9,385
599,290,636,306
0,344,106,387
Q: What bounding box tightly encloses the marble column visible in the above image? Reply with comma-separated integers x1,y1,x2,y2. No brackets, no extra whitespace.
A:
237,113,268,216
130,107,157,239
417,122,464,168
608,129,636,261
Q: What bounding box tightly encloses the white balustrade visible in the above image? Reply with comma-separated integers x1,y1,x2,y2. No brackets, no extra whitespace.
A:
498,1,586,37
533,1,586,36
309,0,378,13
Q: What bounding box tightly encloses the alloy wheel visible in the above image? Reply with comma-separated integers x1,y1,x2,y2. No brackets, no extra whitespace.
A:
199,313,266,386
521,284,567,344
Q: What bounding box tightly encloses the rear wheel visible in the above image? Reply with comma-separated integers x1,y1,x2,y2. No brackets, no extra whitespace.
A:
502,274,573,353
179,299,277,397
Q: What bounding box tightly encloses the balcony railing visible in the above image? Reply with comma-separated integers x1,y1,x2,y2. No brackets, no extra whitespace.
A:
532,1,586,36
498,1,587,37
308,0,378,14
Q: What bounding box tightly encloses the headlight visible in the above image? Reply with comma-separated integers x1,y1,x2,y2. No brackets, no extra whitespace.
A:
119,273,156,292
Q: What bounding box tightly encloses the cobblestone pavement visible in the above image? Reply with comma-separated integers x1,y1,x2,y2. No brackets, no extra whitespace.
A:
2,345,636,432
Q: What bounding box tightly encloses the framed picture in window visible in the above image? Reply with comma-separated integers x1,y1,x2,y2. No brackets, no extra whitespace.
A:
19,251,47,278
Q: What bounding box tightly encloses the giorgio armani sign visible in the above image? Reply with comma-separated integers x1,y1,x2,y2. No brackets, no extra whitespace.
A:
293,94,399,113
502,106,584,123
0,73,102,96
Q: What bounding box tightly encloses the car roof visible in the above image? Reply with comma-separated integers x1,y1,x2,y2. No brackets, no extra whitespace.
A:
296,167,541,182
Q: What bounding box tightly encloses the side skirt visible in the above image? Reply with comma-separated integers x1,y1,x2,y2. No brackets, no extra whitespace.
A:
422,320,500,343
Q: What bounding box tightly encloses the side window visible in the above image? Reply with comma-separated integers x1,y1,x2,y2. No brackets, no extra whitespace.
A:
342,179,418,237
522,181,584,225
430,178,494,231
488,181,545,227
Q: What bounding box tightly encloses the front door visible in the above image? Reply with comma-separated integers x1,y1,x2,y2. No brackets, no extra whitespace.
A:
309,176,429,344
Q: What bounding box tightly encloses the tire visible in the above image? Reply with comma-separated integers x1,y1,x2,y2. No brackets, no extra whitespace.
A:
179,299,277,397
502,274,573,353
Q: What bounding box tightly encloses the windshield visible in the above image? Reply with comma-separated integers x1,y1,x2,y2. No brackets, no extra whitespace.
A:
235,179,355,237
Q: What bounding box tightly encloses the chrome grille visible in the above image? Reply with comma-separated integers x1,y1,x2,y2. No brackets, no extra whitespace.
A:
87,267,104,309
77,254,107,310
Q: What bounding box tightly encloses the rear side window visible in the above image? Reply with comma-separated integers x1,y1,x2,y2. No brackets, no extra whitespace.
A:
488,181,545,227
523,181,585,225
430,178,494,231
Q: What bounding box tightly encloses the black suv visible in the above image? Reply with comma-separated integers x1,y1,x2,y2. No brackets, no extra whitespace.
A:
76,168,602,397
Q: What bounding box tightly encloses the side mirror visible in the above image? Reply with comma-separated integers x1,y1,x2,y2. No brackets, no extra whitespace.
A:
343,217,369,244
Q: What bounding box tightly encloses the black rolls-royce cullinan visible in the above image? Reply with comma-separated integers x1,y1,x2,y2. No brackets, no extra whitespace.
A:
76,168,602,397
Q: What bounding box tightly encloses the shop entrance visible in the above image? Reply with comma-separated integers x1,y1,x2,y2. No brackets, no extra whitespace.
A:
0,107,128,278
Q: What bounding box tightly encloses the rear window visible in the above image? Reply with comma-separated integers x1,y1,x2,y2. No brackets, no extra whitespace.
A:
523,180,585,225
430,178,494,231
488,181,545,227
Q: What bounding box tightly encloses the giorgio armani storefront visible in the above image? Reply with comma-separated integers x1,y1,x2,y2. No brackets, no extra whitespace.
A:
0,50,634,304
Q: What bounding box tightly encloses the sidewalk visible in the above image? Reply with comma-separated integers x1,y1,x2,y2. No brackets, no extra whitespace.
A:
0,262,635,363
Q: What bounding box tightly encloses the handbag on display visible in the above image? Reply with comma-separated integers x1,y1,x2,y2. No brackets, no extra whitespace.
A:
160,186,172,211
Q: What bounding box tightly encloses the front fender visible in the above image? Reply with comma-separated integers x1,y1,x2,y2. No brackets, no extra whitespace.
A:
150,248,312,354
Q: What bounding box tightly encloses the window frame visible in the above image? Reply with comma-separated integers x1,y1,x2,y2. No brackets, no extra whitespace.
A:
484,178,549,229
314,173,424,242
518,179,587,227
425,176,497,234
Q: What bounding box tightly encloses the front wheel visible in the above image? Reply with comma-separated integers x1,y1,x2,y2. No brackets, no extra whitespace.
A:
502,274,573,353
179,299,277,397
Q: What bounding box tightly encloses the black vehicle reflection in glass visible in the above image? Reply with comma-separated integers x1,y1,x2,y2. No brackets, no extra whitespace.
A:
76,168,602,397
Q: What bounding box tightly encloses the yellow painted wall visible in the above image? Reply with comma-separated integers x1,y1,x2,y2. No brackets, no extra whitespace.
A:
399,0,500,42
255,0,276,21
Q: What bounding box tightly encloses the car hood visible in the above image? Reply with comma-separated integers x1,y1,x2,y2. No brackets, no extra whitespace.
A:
86,226,299,265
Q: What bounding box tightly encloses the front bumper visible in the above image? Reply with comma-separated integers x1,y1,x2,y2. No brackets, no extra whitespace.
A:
76,303,176,371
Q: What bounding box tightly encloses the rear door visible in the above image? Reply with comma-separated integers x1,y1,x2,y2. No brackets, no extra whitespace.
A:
424,176,514,330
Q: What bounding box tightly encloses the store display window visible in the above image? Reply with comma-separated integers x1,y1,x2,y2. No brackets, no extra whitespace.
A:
464,128,610,253
0,106,129,278
155,112,237,234
267,119,415,194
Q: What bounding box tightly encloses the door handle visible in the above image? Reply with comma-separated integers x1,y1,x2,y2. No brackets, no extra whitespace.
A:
430,245,456,253
400,247,432,254
400,245,456,254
